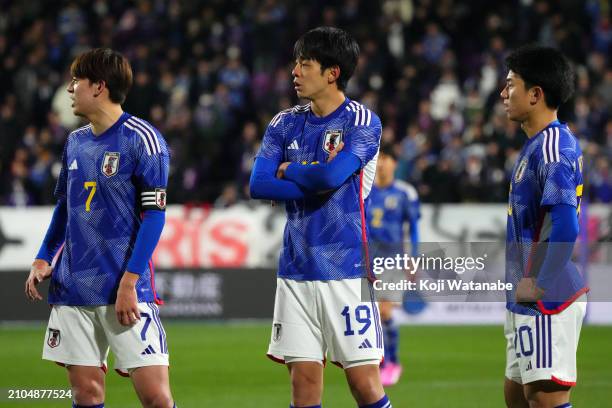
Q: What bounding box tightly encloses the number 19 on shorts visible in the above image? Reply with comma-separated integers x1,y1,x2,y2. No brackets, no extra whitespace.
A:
341,305,372,336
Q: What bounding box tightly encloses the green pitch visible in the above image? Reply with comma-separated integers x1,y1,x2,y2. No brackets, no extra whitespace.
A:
1,324,610,407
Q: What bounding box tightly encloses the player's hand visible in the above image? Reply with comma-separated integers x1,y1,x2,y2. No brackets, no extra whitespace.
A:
116,271,141,326
25,259,52,301
326,141,344,162
515,277,544,302
276,162,291,179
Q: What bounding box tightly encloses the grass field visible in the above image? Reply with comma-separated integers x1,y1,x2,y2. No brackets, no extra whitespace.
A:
0,323,610,407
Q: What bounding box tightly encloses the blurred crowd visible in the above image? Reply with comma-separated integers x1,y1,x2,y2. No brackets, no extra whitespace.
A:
0,0,610,206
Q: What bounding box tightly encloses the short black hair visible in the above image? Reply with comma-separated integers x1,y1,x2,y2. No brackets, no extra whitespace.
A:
505,44,575,109
379,143,398,161
70,48,133,104
293,26,360,91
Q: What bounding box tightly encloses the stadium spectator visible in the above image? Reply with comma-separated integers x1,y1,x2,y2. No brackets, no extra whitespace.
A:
0,0,609,205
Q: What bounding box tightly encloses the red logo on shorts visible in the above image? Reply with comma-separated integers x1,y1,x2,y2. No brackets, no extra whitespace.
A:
47,328,61,348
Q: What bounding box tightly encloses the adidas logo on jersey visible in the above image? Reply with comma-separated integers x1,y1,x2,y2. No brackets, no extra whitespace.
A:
141,345,156,355
358,339,373,349
68,159,78,170
287,140,299,150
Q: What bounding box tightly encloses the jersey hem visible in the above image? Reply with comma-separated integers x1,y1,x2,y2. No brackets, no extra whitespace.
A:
536,287,589,315
48,296,157,307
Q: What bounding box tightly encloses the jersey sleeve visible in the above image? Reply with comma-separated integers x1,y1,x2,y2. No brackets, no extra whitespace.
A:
538,152,578,207
344,109,382,168
54,136,69,202
133,126,170,211
256,111,287,164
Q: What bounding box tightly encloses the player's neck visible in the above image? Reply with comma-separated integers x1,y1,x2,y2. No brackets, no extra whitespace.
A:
310,89,346,118
375,177,394,188
521,109,558,138
88,104,124,136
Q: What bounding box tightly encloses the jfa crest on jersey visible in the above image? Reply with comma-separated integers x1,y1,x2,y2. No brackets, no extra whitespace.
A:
506,121,587,315
323,129,343,153
49,113,170,306
257,99,382,280
102,152,120,177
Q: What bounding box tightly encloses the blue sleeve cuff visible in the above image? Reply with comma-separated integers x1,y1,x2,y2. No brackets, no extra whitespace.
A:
126,210,165,275
36,200,67,263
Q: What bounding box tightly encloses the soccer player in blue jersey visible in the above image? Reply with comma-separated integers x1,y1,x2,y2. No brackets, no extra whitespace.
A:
366,144,420,386
250,27,393,408
24,49,176,408
501,45,587,408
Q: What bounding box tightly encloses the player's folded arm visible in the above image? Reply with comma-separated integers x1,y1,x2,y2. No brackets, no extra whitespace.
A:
283,151,361,191
35,198,68,264
249,157,309,200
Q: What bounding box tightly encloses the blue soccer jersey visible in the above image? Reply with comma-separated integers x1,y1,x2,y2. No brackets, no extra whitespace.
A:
367,180,420,256
506,120,588,315
256,98,382,280
48,113,169,305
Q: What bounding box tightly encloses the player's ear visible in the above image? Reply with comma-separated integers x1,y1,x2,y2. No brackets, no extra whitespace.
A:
529,86,543,106
93,80,106,98
328,66,340,84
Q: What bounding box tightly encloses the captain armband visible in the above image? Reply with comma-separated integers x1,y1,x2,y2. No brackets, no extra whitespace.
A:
141,187,167,211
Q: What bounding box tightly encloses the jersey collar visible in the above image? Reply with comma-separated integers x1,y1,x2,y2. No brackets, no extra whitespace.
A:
526,119,562,146
306,98,351,124
90,112,131,139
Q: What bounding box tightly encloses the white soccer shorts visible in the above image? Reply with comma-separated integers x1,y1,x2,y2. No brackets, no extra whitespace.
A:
267,278,384,368
42,302,169,375
504,296,586,386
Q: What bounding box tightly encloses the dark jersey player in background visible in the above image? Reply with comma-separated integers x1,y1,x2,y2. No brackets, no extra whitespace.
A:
366,144,420,386
501,45,587,408
250,27,393,408
25,48,177,408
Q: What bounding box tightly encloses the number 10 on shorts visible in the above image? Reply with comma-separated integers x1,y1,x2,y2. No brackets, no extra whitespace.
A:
341,305,371,336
